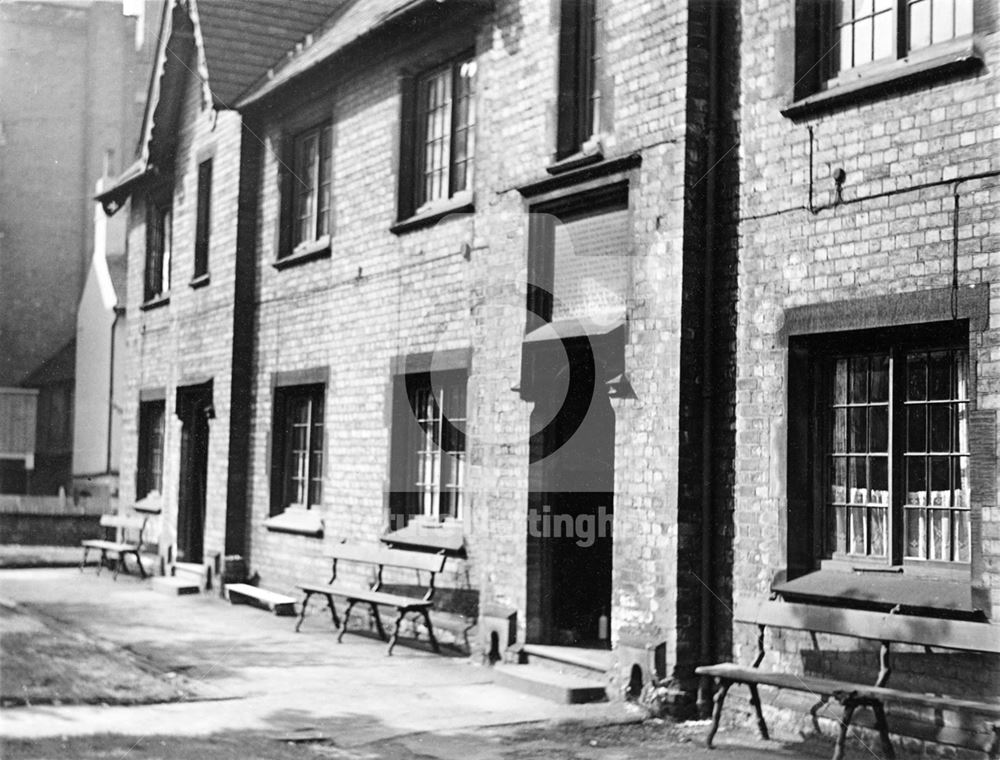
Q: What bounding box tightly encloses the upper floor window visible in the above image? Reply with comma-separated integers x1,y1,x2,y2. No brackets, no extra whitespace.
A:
797,0,974,96
276,121,332,262
144,189,172,301
292,123,332,248
193,158,212,279
556,0,602,160
398,54,476,221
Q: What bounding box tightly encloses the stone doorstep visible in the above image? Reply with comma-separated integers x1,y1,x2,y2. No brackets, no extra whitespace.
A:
172,561,211,590
491,663,609,705
224,583,297,616
519,644,613,682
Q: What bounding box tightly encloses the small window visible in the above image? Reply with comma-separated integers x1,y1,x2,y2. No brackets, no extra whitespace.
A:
794,322,973,574
144,189,172,301
137,399,165,499
556,0,602,159
797,0,973,94
292,124,332,248
399,54,476,219
390,370,467,527
278,122,332,259
270,384,324,514
193,159,212,278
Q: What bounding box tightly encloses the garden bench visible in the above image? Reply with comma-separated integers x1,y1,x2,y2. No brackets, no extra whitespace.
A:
80,513,149,580
294,543,448,655
696,598,1000,760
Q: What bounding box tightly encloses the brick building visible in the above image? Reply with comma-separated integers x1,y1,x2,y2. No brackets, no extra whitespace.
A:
102,0,739,707
734,0,1000,750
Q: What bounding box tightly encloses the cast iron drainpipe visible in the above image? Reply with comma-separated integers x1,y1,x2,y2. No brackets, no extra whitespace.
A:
697,0,722,718
106,306,124,474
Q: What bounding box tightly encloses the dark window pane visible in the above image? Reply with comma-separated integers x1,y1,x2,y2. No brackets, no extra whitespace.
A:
849,407,867,452
869,457,888,504
869,406,888,452
849,356,868,403
906,457,926,505
907,354,926,401
907,405,926,452
929,404,951,451
929,456,950,504
928,351,952,400
869,354,889,401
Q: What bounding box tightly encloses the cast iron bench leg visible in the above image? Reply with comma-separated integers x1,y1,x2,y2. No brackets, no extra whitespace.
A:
113,552,125,580
871,701,895,760
370,603,387,641
832,698,858,760
706,678,731,749
748,683,769,740
296,591,314,632
133,551,147,579
419,608,440,654
337,599,358,643
388,608,407,656
325,594,340,629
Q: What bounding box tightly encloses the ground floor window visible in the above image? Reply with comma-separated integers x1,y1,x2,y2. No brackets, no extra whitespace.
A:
137,399,165,498
793,321,972,573
270,384,324,514
389,370,467,526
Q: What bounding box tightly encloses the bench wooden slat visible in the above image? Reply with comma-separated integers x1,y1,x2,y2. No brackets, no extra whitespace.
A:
327,543,446,573
738,598,1000,654
98,514,147,531
81,539,138,552
696,663,1000,718
297,582,432,610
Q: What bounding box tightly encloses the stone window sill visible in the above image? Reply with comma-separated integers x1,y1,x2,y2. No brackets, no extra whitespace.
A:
781,36,981,120
140,294,170,311
264,507,324,538
189,273,210,289
391,196,474,235
273,235,331,270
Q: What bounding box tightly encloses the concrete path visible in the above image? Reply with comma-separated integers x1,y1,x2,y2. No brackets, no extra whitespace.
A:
0,568,834,759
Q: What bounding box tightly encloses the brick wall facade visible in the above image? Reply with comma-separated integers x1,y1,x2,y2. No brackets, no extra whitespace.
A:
734,0,1000,749
121,54,243,571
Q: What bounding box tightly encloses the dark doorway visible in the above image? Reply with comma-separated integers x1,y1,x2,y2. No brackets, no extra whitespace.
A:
527,336,614,648
176,383,212,564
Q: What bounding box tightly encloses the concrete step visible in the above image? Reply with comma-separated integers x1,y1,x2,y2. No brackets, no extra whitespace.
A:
491,663,608,704
172,561,211,590
225,583,297,616
520,644,612,681
152,575,201,596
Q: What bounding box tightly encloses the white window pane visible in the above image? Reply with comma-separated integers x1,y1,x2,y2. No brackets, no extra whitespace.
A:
839,25,854,70
909,0,931,49
932,0,954,43
857,0,873,17
854,17,874,65
955,0,973,35
873,12,894,59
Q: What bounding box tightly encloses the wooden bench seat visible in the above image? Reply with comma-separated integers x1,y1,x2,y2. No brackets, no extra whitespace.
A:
695,598,1000,760
295,544,447,655
80,514,148,580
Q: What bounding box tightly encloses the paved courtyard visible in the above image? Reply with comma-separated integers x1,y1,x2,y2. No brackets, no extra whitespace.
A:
0,567,837,759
